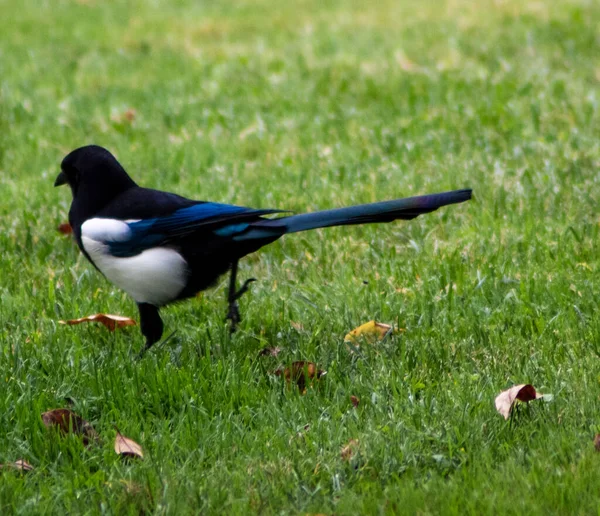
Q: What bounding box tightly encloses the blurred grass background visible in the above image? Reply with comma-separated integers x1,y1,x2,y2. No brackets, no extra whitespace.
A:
0,0,599,513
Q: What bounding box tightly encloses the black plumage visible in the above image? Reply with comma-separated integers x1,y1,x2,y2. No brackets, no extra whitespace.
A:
55,145,472,354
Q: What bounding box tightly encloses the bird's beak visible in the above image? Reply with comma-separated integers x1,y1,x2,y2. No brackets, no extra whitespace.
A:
54,171,68,187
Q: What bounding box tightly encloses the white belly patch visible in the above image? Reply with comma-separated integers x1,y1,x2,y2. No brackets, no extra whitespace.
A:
81,237,188,306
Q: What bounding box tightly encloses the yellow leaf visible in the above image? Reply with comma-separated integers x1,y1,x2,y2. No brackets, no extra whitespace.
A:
344,320,393,344
59,313,136,331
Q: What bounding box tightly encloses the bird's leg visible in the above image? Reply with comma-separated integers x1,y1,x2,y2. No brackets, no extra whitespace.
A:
137,303,164,357
226,260,256,332
226,261,241,330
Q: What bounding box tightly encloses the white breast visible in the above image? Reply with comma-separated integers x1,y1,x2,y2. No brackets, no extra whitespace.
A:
81,219,188,306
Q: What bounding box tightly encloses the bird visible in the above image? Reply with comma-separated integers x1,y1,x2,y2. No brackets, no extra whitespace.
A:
55,145,472,355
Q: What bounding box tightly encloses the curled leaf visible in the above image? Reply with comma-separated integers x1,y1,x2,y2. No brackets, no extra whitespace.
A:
350,395,360,408
58,223,73,235
41,408,99,445
114,431,143,460
344,321,394,346
494,384,543,420
59,313,136,331
274,361,326,392
0,459,34,473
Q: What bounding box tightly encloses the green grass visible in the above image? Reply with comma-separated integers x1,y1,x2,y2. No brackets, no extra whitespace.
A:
1,0,600,513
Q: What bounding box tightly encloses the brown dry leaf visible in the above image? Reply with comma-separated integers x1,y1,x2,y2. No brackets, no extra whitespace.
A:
350,395,360,408
0,459,34,472
275,361,326,392
111,107,136,125
258,346,282,358
58,223,73,235
341,439,359,461
344,320,394,346
494,384,543,420
594,434,600,452
41,408,99,445
123,109,136,122
114,431,144,460
59,313,136,331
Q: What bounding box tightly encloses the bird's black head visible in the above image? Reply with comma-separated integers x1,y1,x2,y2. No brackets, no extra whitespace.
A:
55,145,138,220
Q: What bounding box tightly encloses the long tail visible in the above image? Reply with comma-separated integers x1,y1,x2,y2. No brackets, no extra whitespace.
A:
234,189,472,241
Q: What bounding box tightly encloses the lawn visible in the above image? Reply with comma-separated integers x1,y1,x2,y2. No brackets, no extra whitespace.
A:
1,0,599,513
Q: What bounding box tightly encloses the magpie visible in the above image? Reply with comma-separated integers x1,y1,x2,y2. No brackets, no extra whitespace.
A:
55,145,472,354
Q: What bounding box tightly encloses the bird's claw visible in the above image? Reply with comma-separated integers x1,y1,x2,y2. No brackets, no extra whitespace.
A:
226,278,256,332
137,330,177,359
137,341,153,360
232,278,257,302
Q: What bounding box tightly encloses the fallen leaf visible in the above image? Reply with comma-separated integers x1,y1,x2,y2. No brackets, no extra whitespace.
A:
41,408,99,445
258,346,282,358
58,223,72,235
344,320,394,346
0,459,34,472
290,321,304,331
110,107,136,125
594,434,600,452
114,431,143,460
350,395,360,408
59,314,136,331
494,384,543,420
123,109,136,122
274,361,326,392
341,439,359,461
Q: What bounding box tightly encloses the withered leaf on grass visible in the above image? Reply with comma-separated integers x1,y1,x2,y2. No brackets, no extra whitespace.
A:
114,431,144,460
110,107,137,125
594,434,600,452
350,395,360,408
275,361,326,392
495,384,543,420
59,314,136,331
344,321,394,346
41,408,99,445
58,223,73,235
0,459,34,473
341,439,359,461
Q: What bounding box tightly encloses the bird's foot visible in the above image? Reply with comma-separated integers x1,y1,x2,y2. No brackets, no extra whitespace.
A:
137,330,177,359
226,278,256,333
232,278,256,302
137,339,155,359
